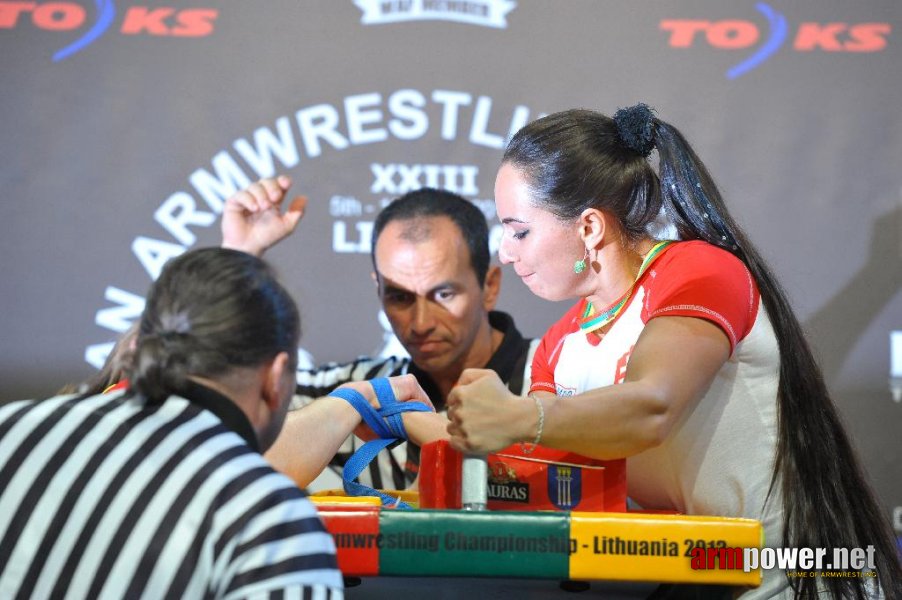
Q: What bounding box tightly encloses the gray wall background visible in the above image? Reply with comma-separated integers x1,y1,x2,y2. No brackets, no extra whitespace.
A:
2,1,900,531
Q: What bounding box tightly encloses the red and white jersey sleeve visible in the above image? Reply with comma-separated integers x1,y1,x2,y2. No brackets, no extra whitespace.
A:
641,240,759,352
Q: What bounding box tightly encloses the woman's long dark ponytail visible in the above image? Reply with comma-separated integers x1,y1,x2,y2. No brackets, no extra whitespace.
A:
505,106,902,599
652,115,901,600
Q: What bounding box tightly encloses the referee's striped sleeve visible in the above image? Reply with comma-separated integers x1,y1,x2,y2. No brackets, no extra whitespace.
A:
293,356,404,408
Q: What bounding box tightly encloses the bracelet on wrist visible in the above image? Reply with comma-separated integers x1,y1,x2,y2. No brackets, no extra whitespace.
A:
519,393,544,455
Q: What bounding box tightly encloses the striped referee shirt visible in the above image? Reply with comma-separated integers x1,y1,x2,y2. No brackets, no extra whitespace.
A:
0,380,343,599
293,311,538,492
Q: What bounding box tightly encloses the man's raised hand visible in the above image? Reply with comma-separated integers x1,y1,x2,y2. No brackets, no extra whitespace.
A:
221,175,307,257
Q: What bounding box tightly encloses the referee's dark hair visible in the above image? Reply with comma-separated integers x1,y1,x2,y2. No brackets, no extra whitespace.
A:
130,247,300,406
371,188,490,286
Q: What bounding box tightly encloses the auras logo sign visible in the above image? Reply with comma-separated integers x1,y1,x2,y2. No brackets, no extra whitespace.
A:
0,1,218,61
660,2,892,79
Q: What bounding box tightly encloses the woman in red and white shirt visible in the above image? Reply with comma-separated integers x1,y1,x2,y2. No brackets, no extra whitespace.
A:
446,105,900,600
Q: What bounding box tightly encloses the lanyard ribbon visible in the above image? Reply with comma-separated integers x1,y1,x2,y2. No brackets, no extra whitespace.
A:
328,377,431,508
579,241,673,334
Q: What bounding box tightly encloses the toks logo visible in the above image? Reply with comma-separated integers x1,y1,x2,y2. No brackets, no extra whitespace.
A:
660,2,891,79
0,1,218,61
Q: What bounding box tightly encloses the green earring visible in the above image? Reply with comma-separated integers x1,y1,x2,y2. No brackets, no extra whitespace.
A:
574,248,589,274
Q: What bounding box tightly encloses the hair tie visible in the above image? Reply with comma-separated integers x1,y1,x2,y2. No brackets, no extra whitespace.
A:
158,330,189,345
613,103,656,158
159,311,192,335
